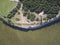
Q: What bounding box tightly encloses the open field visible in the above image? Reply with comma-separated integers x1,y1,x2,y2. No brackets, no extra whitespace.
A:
0,1,60,45
0,0,17,16
0,21,60,45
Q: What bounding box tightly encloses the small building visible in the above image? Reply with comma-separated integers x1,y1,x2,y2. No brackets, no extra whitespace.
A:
38,11,47,23
39,11,44,15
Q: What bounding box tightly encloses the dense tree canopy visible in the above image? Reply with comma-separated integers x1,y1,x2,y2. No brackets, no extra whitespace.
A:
21,0,60,14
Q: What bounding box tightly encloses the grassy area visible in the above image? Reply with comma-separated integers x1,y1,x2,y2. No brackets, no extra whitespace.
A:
0,1,60,45
0,0,17,17
0,21,60,45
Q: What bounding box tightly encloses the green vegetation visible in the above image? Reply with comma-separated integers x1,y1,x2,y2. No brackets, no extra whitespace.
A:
27,13,36,21
22,0,60,18
23,0,60,14
0,0,17,17
0,0,60,45
15,18,20,21
0,0,59,21
47,14,56,19
0,21,60,45
7,2,21,19
23,11,28,16
36,18,40,21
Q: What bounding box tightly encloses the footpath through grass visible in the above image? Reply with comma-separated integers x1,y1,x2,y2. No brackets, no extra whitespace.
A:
0,0,17,17
0,21,60,45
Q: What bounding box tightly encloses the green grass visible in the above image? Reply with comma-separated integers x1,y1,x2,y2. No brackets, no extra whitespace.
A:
0,21,60,45
0,0,17,17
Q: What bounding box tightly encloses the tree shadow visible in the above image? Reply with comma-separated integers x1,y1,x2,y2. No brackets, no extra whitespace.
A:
0,17,60,32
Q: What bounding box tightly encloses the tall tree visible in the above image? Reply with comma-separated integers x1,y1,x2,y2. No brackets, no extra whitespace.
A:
21,0,60,14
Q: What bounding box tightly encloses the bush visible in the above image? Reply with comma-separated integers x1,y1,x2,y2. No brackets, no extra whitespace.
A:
36,18,39,21
23,12,28,16
47,14,56,19
27,13,36,21
15,18,20,21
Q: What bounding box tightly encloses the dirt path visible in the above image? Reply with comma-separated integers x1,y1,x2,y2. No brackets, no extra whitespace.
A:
17,3,28,24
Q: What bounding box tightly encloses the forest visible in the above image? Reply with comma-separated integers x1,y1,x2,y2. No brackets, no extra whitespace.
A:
19,0,60,19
